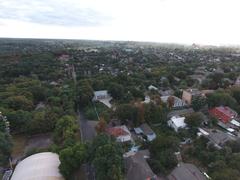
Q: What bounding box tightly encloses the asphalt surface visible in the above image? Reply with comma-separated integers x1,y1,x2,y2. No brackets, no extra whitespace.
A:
78,111,97,180
78,111,97,142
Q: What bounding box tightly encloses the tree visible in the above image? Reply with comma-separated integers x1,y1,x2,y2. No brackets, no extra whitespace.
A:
95,117,107,133
78,82,94,107
207,92,238,110
90,134,123,180
54,115,78,147
6,110,31,133
116,104,138,125
167,96,175,109
185,112,204,128
108,83,124,100
0,132,12,166
192,96,206,111
59,143,86,178
149,135,179,173
6,95,33,111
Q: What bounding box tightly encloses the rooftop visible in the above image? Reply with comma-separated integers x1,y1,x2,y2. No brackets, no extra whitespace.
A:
107,125,130,137
125,150,157,180
11,152,64,180
170,116,186,128
140,123,155,135
168,163,206,180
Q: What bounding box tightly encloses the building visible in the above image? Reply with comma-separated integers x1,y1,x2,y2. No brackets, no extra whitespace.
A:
134,123,156,141
182,89,202,105
106,125,132,143
235,76,240,86
11,152,64,180
198,128,236,149
209,106,238,124
93,90,112,108
167,108,194,119
93,90,110,101
168,162,206,180
124,150,158,180
168,116,187,132
148,85,158,91
161,96,186,108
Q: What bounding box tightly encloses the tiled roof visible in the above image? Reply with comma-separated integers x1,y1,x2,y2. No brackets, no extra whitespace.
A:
107,126,129,137
209,106,237,123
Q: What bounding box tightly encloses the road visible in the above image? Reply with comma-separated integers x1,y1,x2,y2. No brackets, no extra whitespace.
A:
73,64,96,180
78,111,97,142
78,111,97,180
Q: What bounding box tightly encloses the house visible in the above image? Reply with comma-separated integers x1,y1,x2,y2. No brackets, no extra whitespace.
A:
182,89,202,105
93,90,110,101
235,76,240,86
148,85,158,91
167,108,194,118
106,125,132,143
161,96,186,108
209,106,238,124
198,128,236,149
168,116,187,132
134,123,156,141
167,162,206,180
93,90,112,108
124,150,158,180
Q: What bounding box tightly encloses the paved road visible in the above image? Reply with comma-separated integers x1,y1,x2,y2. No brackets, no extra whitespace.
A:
78,111,97,180
78,111,97,142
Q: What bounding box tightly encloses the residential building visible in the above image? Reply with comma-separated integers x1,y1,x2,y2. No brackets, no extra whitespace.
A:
134,123,156,141
198,128,236,149
167,108,194,119
209,106,238,124
168,116,187,132
93,90,112,108
235,76,240,86
93,90,110,101
106,125,132,143
167,162,206,180
148,85,158,91
182,89,202,105
161,95,186,109
124,150,158,180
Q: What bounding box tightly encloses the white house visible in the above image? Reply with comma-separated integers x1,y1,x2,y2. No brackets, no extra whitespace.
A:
93,90,110,101
107,125,132,143
93,90,112,108
168,116,187,132
148,85,158,91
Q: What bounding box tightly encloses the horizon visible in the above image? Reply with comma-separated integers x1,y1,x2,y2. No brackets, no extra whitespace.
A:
1,0,240,46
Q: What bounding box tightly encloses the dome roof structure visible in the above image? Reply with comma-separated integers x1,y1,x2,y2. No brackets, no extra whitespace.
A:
11,152,64,180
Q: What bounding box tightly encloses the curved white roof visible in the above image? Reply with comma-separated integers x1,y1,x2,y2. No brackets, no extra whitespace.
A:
11,152,64,180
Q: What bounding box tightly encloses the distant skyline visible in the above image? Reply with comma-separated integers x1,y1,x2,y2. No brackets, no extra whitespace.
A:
0,0,240,46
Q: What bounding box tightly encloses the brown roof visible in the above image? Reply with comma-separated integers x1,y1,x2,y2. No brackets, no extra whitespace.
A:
125,150,157,180
167,163,206,180
107,127,129,137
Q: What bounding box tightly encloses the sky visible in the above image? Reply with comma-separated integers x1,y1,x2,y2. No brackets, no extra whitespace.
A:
0,0,240,45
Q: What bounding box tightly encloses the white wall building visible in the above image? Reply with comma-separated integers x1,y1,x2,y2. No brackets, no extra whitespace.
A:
168,116,187,132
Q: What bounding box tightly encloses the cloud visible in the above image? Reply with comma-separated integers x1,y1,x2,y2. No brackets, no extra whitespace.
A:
0,0,112,27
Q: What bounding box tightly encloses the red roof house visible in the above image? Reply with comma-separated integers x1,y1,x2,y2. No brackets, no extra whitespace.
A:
209,106,238,123
106,125,131,142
